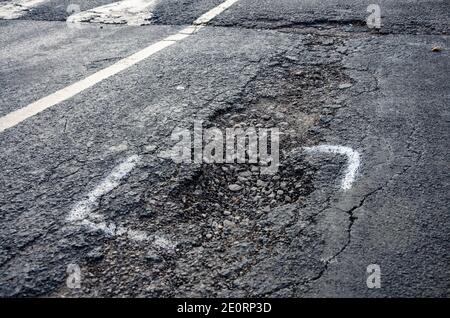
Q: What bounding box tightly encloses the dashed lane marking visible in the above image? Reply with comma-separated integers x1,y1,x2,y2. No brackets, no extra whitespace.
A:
0,0,240,133
304,145,361,191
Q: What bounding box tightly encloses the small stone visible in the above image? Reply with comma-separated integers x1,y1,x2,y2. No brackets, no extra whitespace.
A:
223,210,232,216
205,233,213,239
223,220,236,229
86,247,103,262
145,252,163,264
339,83,353,89
251,166,259,172
219,268,233,278
256,180,267,187
277,190,284,196
337,47,348,54
280,182,288,189
238,176,247,182
228,184,242,192
144,144,156,152
239,171,252,177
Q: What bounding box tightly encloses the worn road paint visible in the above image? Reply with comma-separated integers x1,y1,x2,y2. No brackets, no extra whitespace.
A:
67,0,160,26
304,145,361,190
0,0,240,133
0,0,47,19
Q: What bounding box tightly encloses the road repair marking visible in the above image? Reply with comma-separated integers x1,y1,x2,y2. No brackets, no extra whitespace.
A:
67,155,140,224
0,0,240,133
0,0,47,19
67,153,175,248
304,145,361,190
67,0,160,26
66,155,151,243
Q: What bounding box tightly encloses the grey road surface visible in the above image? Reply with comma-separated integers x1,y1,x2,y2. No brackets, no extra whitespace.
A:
0,0,449,297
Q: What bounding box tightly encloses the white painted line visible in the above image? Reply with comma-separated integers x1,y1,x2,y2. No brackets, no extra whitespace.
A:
193,0,239,25
67,0,160,26
0,39,175,133
0,0,47,19
0,0,240,133
304,145,361,190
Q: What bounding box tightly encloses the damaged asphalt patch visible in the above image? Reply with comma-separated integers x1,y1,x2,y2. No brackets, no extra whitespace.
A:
50,31,358,297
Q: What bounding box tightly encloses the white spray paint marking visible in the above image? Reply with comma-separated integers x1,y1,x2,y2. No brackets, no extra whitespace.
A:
0,0,240,133
67,0,160,26
67,154,149,241
67,154,175,248
304,145,361,190
0,0,47,19
67,155,140,222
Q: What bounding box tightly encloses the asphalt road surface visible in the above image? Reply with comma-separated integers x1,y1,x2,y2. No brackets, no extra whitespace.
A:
0,0,449,297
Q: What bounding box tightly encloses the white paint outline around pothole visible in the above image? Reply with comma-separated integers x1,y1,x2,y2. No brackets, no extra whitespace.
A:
67,155,144,238
66,154,175,248
303,145,361,190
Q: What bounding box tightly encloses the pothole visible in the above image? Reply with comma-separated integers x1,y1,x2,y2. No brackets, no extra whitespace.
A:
69,36,353,297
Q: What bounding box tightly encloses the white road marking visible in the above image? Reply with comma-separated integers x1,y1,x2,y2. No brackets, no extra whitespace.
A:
0,0,47,19
67,0,160,26
0,0,240,133
66,154,149,242
67,153,175,248
304,145,361,190
67,155,141,223
193,0,239,25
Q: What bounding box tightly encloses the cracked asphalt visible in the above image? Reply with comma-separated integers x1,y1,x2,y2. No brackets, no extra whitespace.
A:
0,0,449,297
